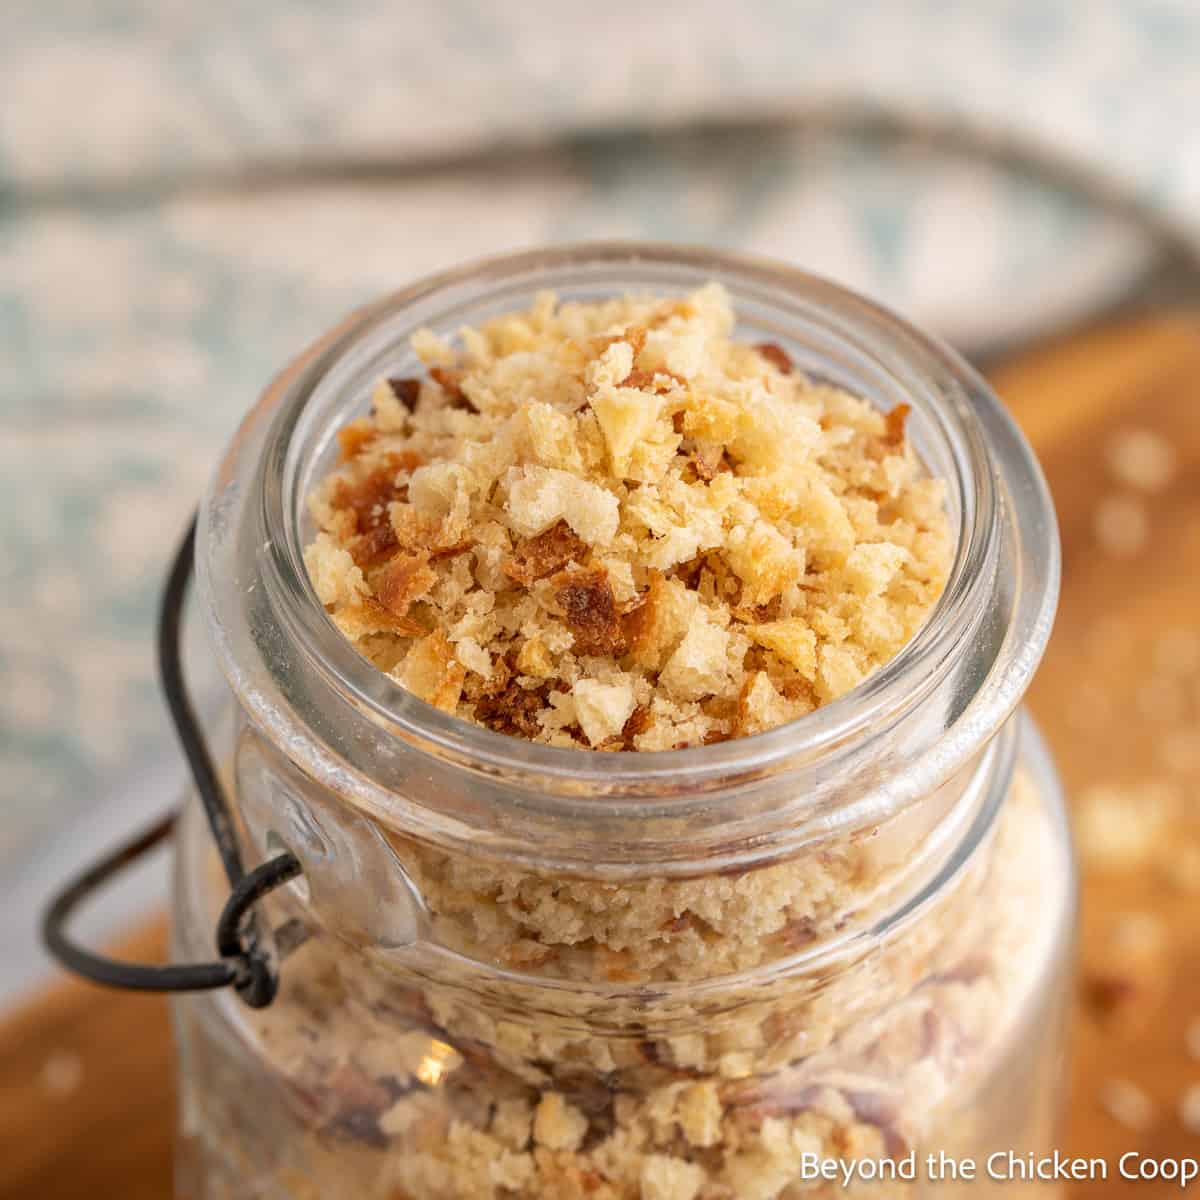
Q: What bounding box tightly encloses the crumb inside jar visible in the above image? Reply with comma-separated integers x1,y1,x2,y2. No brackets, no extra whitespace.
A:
180,277,1070,1200
304,284,953,749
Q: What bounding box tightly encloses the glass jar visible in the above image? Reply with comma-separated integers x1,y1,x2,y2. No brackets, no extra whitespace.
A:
172,244,1072,1200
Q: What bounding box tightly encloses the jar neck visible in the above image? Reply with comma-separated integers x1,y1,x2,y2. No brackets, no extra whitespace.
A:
179,716,1029,1011
197,243,1058,875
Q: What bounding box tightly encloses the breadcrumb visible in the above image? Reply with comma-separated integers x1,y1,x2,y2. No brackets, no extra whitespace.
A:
1093,495,1149,557
1099,1078,1156,1130
306,286,951,750
1106,428,1176,493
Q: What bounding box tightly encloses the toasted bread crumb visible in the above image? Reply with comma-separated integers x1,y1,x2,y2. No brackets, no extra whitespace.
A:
503,522,589,586
1099,1078,1155,1130
1107,428,1176,493
1180,1085,1200,1134
640,1154,706,1200
533,1093,588,1152
40,1051,83,1098
1093,495,1149,557
1187,1018,1200,1061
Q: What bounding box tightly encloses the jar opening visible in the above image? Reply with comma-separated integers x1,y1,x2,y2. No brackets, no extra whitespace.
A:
199,243,1058,869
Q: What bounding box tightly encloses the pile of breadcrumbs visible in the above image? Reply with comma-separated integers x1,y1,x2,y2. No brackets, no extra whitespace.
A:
305,284,952,750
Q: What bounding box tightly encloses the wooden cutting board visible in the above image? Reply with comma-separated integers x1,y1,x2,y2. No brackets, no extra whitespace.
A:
2,314,1198,1199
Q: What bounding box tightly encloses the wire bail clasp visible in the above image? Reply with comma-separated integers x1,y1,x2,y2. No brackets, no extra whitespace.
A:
41,517,306,1009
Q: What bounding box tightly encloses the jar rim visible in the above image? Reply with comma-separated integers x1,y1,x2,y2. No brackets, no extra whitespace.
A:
198,243,1059,866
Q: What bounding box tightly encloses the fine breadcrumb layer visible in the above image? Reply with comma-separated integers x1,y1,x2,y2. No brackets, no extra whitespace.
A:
304,285,952,750
189,774,1065,1200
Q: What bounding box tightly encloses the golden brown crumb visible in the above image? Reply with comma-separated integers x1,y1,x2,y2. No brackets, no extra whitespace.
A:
1082,910,1168,1031
337,417,378,461
1153,628,1200,676
884,402,911,447
1106,428,1176,493
1082,971,1141,1025
640,1155,706,1200
550,566,626,658
753,341,793,374
532,1094,588,1152
376,552,436,618
1161,842,1200,892
330,451,423,568
385,377,422,411
39,1051,83,1098
400,631,465,712
1076,782,1174,870
622,572,673,670
595,323,647,363
1180,1085,1200,1134
1187,1018,1200,1061
346,598,426,639
429,365,478,412
475,677,553,740
1093,495,1149,557
502,522,589,586
1160,729,1200,773
620,703,652,747
1098,1078,1155,1130
623,367,687,392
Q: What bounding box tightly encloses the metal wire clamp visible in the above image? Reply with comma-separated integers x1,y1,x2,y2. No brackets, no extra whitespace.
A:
41,518,304,1009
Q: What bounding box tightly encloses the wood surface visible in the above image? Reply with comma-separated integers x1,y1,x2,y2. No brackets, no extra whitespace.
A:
2,314,1198,1198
